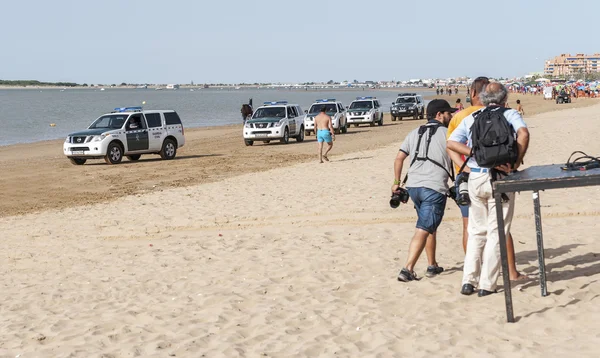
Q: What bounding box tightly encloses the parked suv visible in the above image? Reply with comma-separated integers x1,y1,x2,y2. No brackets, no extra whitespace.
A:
390,93,425,120
346,97,383,127
304,99,347,136
243,101,305,146
63,107,185,165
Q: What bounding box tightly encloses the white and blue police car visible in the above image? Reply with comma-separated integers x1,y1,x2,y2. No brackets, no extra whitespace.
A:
346,96,383,127
243,101,305,146
303,99,348,136
63,106,185,165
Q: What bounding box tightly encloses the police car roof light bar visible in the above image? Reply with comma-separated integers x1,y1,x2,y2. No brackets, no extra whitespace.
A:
113,106,143,113
315,98,336,103
356,96,375,100
398,93,417,96
263,101,288,105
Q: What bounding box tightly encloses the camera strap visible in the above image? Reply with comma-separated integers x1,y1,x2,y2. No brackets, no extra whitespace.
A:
402,122,454,186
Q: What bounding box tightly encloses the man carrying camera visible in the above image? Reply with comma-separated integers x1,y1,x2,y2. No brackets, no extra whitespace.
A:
392,99,456,282
447,77,526,281
447,82,530,296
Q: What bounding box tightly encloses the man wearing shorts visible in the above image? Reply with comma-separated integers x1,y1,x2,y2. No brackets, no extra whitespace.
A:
392,99,456,282
314,106,334,163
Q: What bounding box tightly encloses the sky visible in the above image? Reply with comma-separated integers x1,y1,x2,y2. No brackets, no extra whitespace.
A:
1,0,598,84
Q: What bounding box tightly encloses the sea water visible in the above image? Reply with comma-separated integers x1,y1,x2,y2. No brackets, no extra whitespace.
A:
0,88,431,146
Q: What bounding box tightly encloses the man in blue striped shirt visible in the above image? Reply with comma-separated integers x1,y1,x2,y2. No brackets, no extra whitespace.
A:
447,82,530,297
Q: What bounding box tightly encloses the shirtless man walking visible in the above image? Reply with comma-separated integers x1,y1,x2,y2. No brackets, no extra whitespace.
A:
314,106,335,163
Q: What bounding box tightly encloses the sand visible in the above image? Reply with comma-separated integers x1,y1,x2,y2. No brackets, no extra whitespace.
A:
1,98,600,357
1,94,597,218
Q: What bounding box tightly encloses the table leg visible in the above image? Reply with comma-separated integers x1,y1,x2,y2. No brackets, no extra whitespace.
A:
495,192,514,323
533,191,548,297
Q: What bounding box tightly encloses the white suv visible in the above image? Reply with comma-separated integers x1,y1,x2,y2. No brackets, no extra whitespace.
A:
243,101,305,146
390,93,425,121
63,107,185,165
304,99,347,136
346,97,383,127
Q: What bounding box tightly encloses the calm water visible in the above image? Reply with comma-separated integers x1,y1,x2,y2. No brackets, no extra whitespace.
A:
0,88,432,146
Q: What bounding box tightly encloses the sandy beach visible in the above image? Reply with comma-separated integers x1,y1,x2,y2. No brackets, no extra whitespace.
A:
1,97,600,357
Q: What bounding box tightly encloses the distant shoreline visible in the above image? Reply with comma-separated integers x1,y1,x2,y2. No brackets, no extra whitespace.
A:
0,85,433,91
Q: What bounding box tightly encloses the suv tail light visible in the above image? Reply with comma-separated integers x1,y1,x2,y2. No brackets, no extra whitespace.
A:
181,125,185,135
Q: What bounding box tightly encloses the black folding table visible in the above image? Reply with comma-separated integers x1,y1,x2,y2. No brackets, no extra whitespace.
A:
493,164,600,322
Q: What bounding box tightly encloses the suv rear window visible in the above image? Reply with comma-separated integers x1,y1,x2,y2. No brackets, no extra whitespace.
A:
145,113,162,128
164,112,182,125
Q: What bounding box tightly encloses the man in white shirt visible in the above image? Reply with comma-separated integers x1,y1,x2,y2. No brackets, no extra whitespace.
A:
447,83,530,297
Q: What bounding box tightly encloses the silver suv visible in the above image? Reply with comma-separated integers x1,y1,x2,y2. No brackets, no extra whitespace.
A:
63,107,185,165
390,93,424,121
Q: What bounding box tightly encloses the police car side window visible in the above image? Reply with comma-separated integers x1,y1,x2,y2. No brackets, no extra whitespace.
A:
128,114,145,130
164,112,182,125
146,113,162,128
288,107,296,118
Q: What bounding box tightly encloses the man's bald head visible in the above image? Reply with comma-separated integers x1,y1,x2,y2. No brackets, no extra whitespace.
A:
480,82,509,106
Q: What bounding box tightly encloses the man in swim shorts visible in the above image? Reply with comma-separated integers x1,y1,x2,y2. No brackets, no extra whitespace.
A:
314,106,334,163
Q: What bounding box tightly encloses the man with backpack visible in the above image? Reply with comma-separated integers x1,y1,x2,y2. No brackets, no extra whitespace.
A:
392,99,456,282
447,82,530,297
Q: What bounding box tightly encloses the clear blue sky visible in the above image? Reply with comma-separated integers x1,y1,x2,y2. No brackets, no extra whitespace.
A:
1,0,598,84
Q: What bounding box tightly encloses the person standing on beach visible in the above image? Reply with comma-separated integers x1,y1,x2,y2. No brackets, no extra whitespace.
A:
241,104,253,123
314,106,334,163
447,82,530,296
393,99,456,282
516,100,524,116
446,77,526,281
455,98,464,111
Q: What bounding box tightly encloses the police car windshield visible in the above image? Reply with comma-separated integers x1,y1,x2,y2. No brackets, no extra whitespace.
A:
349,101,373,109
89,115,127,129
309,103,337,114
253,107,286,119
396,97,416,103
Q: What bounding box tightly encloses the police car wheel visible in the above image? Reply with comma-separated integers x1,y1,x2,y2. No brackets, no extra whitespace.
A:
127,155,141,161
69,157,86,165
280,127,289,144
160,139,177,160
419,110,424,119
353,124,359,127
264,140,270,144
378,118,383,126
244,139,254,146
392,116,397,121
296,126,305,142
104,142,123,164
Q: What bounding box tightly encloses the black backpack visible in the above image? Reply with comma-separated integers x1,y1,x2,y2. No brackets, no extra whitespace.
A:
470,106,518,168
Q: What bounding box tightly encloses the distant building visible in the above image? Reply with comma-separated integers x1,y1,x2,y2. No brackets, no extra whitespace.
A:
544,53,600,77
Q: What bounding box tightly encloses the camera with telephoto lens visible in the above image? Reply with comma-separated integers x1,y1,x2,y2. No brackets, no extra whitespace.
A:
455,172,470,206
390,187,410,209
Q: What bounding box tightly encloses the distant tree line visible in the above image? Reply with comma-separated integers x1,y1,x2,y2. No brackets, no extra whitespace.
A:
0,80,79,87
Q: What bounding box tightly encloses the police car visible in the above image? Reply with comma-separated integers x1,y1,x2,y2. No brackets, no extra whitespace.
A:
346,97,383,127
303,99,347,136
390,93,425,120
63,106,185,165
243,101,305,146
